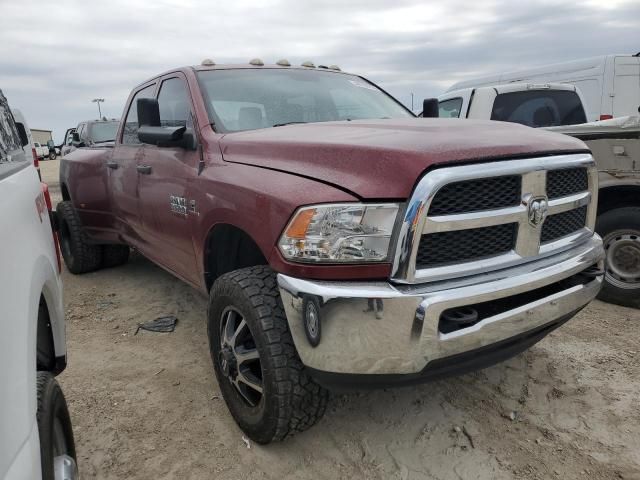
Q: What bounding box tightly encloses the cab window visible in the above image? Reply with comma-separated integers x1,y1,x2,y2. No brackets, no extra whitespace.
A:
122,84,156,144
157,77,192,128
438,98,463,118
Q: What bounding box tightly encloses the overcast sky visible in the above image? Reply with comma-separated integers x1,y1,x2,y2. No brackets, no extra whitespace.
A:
0,0,638,142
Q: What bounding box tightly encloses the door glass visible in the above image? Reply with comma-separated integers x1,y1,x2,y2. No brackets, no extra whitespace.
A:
158,77,192,128
122,84,156,144
438,98,463,118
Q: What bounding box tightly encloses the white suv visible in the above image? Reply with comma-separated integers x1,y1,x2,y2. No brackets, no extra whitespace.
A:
0,90,77,480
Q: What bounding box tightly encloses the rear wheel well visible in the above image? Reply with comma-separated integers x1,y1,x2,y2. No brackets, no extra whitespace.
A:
204,224,268,290
37,295,56,372
597,185,640,214
61,183,71,202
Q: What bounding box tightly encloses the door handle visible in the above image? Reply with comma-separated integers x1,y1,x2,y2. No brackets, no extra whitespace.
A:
106,161,118,169
136,165,152,174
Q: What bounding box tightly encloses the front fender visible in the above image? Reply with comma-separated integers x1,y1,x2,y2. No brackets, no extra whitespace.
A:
191,161,357,289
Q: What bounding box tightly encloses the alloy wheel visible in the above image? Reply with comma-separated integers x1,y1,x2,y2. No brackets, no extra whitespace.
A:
219,307,263,407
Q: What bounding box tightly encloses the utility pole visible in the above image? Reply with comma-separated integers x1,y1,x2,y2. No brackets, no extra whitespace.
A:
92,98,105,118
410,93,414,111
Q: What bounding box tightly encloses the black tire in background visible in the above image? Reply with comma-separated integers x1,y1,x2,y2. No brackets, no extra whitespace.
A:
36,372,77,480
102,244,130,269
57,201,102,274
207,266,329,444
596,206,640,309
49,152,57,160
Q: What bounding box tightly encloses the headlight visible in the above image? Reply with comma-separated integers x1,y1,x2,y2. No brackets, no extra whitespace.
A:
278,203,400,263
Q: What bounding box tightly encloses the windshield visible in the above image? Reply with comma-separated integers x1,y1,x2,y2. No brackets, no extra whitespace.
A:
197,69,413,132
89,121,119,143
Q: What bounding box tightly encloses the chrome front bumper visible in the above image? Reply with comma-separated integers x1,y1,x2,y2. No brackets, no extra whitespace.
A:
278,236,604,376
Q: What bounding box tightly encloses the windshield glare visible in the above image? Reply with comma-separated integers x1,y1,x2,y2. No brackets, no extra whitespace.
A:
197,69,413,132
89,121,119,143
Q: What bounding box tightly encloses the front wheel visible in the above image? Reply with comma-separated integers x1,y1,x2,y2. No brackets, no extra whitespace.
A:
207,266,329,444
596,207,640,309
48,152,57,160
37,372,78,480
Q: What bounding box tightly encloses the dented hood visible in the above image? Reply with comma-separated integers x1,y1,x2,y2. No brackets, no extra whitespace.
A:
219,118,588,199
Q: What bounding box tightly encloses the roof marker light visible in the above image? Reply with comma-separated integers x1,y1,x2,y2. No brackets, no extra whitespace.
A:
201,58,216,66
329,65,341,71
301,61,315,68
249,58,264,66
276,59,291,66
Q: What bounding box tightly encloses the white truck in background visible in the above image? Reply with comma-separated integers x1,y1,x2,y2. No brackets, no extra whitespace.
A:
437,82,588,128
447,53,640,122
33,142,50,160
429,81,640,308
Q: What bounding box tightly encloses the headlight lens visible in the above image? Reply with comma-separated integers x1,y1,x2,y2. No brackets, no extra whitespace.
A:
278,203,399,263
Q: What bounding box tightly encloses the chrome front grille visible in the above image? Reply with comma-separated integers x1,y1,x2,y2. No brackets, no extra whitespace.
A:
416,223,517,268
547,167,588,199
427,175,521,215
541,206,588,243
391,154,598,284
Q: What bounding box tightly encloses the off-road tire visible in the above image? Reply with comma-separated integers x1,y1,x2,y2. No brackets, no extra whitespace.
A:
37,372,76,480
596,207,640,309
57,201,102,274
208,266,329,444
102,244,130,269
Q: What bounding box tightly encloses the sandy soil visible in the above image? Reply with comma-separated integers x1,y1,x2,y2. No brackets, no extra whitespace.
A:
41,159,640,480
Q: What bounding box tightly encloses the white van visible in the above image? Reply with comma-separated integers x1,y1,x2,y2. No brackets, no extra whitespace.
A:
447,54,640,122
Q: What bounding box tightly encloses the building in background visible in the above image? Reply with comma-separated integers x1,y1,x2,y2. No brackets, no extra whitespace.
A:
30,128,52,145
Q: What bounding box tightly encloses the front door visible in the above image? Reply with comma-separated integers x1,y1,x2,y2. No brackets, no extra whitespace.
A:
109,83,156,246
136,74,200,283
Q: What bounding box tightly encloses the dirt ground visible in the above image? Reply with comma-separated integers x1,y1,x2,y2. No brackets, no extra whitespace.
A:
41,159,640,480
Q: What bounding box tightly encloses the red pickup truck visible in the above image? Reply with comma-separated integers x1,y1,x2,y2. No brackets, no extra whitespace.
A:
59,61,605,443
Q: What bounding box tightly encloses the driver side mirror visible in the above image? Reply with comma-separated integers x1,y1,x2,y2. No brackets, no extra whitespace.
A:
71,132,85,148
137,98,196,150
15,123,29,147
422,98,439,118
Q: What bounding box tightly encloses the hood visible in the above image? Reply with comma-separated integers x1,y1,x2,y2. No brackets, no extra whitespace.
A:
219,118,588,199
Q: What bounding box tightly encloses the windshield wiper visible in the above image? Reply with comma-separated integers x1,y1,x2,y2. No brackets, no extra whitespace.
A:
272,121,307,127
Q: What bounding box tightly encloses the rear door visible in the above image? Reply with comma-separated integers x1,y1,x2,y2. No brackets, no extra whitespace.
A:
613,56,640,118
136,74,200,281
109,83,156,245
